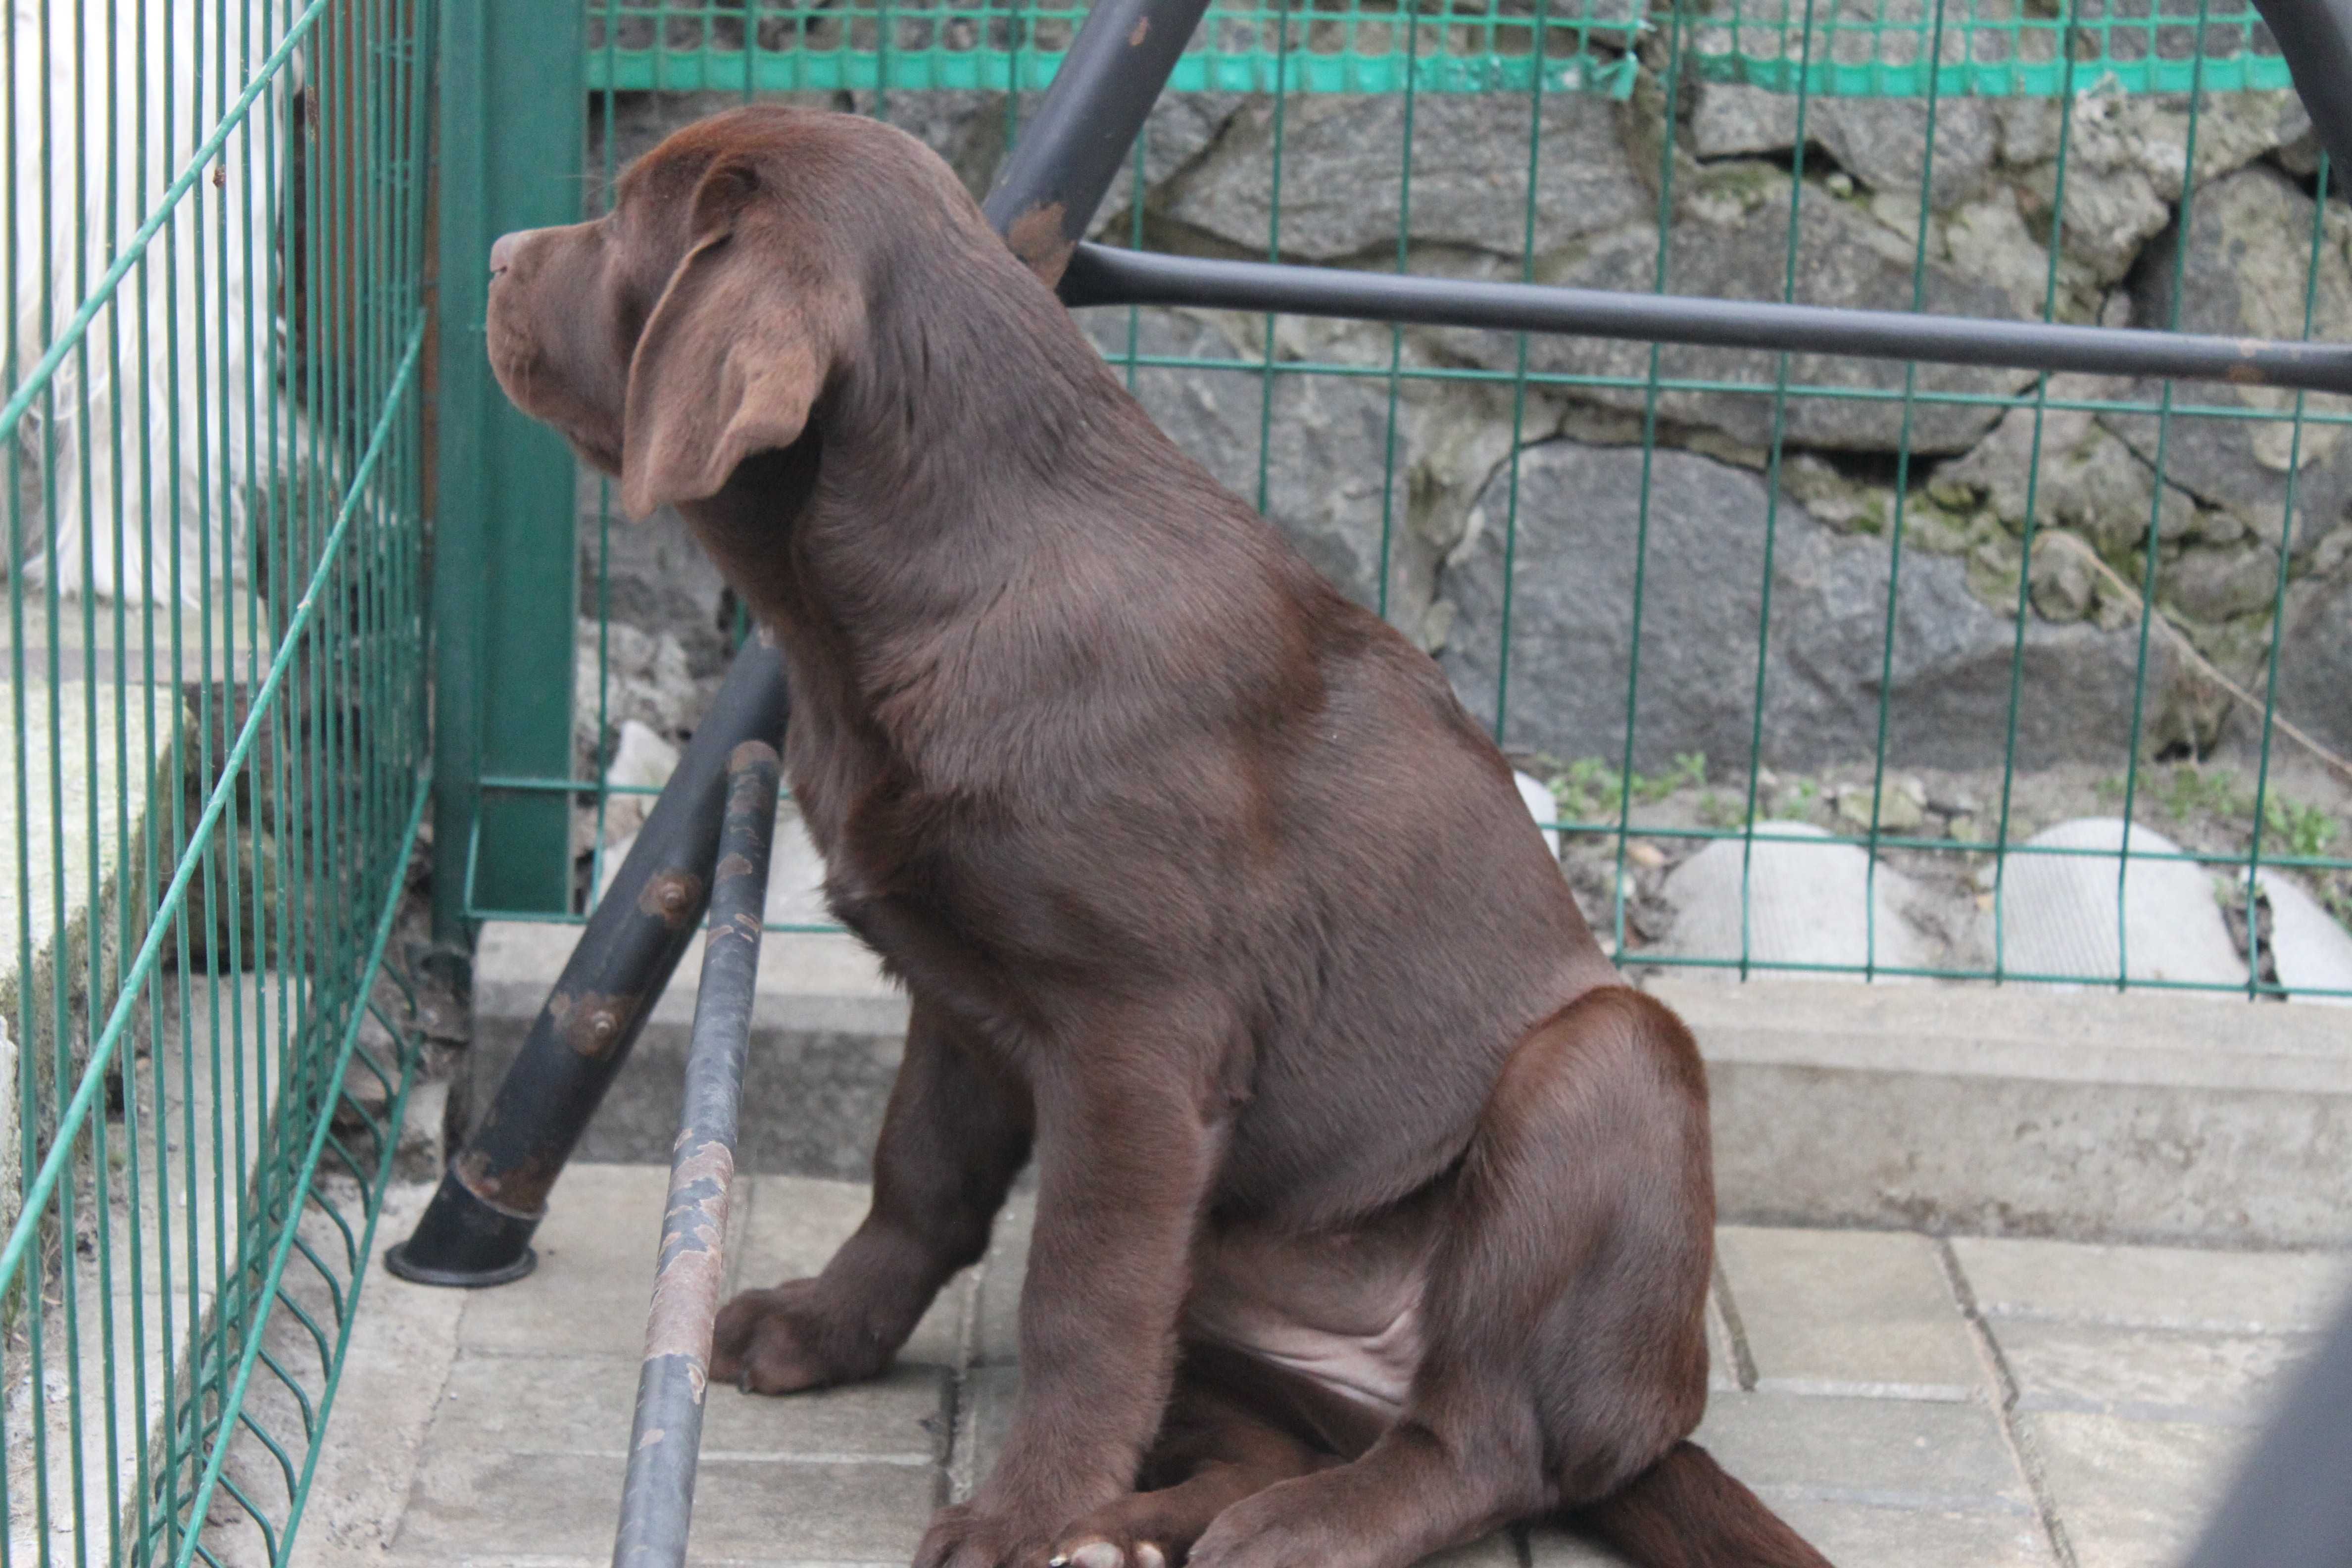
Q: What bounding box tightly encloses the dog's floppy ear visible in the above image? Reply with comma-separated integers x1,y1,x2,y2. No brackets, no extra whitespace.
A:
619,158,850,520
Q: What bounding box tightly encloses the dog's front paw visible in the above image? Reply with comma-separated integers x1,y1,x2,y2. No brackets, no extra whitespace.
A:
913,1501,1055,1568
711,1278,884,1395
1047,1519,1170,1568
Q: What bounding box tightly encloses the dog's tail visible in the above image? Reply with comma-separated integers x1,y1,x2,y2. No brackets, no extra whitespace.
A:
1567,1441,1832,1568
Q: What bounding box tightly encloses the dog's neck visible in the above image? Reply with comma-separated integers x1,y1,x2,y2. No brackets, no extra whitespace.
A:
686,236,1308,795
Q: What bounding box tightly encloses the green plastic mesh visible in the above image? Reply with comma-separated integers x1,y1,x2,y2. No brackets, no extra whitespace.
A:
584,0,2290,98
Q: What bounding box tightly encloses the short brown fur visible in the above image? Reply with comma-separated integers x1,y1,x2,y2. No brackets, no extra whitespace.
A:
485,105,1829,1568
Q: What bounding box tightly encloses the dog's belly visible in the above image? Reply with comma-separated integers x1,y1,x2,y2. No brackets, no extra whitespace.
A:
1186,1288,1422,1417
1182,1206,1436,1423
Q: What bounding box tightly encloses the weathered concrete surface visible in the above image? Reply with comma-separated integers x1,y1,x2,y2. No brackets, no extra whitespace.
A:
472,927,2352,1247
1662,977,2352,1248
466,920,906,1177
271,1167,2348,1568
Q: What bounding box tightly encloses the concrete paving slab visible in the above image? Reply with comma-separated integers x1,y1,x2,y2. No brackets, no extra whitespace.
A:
1768,1497,2058,1568
1525,1488,2062,1566
1993,1321,2312,1426
1523,1527,1626,1566
2026,1411,2251,1568
1694,1390,2034,1515
456,1163,687,1357
390,1449,938,1564
1421,1530,1522,1567
1533,1502,2061,1568
273,1171,2341,1568
293,1183,465,1565
734,1176,974,1369
1704,1290,1744,1393
948,1366,1020,1507
1952,1235,2352,1332
974,1194,1035,1366
1714,1228,1984,1400
439,1353,951,1463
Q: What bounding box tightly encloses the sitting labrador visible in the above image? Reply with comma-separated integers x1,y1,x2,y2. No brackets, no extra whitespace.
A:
485,105,1828,1568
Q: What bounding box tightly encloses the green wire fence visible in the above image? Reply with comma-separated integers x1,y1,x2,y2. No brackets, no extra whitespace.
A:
1,0,435,1562
472,0,2352,1009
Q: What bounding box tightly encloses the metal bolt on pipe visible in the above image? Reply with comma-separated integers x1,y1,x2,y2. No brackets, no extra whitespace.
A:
612,739,784,1568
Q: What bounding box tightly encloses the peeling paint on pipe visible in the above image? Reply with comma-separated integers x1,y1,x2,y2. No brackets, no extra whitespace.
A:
612,738,783,1568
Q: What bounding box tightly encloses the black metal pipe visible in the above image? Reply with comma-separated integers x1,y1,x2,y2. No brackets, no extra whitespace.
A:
980,0,1216,285
610,738,782,1568
1060,243,2352,396
2250,0,2352,183
386,635,792,1287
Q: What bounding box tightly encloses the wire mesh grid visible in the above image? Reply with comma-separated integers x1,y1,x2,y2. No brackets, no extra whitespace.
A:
580,0,2294,98
0,0,436,1562
523,0,2352,1006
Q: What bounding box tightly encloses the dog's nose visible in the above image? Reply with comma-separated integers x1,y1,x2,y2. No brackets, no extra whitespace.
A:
489,231,519,280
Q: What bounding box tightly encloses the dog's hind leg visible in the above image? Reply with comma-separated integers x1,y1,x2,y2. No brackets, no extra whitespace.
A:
1044,1370,1335,1568
1187,987,1825,1568
712,993,1031,1394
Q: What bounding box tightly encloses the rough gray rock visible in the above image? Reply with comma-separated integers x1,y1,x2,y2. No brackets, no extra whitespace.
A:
1087,93,1248,235
1692,88,1998,214
1436,441,2188,770
1994,92,2304,293
1162,93,1648,261
2112,165,2352,559
2164,541,2284,624
1076,306,1524,632
2273,569,2352,757
1492,162,2042,454
576,473,734,683
571,616,708,764
1932,373,2200,552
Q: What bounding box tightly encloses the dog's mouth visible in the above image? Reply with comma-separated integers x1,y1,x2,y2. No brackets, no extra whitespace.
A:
484,310,624,476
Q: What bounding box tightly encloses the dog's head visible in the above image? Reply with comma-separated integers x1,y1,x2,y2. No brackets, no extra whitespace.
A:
486,106,974,521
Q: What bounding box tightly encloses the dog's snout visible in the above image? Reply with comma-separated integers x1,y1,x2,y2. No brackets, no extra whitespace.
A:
489,230,519,279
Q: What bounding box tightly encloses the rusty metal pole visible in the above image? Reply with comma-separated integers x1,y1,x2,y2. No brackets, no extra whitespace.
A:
388,635,791,1286
611,739,782,1568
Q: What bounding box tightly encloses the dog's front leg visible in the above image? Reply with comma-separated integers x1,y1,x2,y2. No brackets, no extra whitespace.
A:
916,1034,1223,1568
713,995,1031,1393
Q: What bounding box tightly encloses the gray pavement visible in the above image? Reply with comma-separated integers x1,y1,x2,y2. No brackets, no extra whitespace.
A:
286,1166,2351,1568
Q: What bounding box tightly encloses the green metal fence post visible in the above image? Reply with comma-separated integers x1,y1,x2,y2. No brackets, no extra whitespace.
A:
430,0,584,936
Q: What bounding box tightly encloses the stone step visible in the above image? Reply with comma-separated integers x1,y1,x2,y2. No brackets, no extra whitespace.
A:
468,929,2352,1248
467,919,907,1181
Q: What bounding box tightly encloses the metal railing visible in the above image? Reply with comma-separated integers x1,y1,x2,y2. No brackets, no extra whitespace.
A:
0,0,437,1563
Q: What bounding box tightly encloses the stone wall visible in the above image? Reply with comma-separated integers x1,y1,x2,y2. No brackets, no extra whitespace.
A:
578,74,2352,778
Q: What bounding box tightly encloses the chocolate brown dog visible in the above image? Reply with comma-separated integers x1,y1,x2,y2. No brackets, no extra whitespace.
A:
485,105,1829,1568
